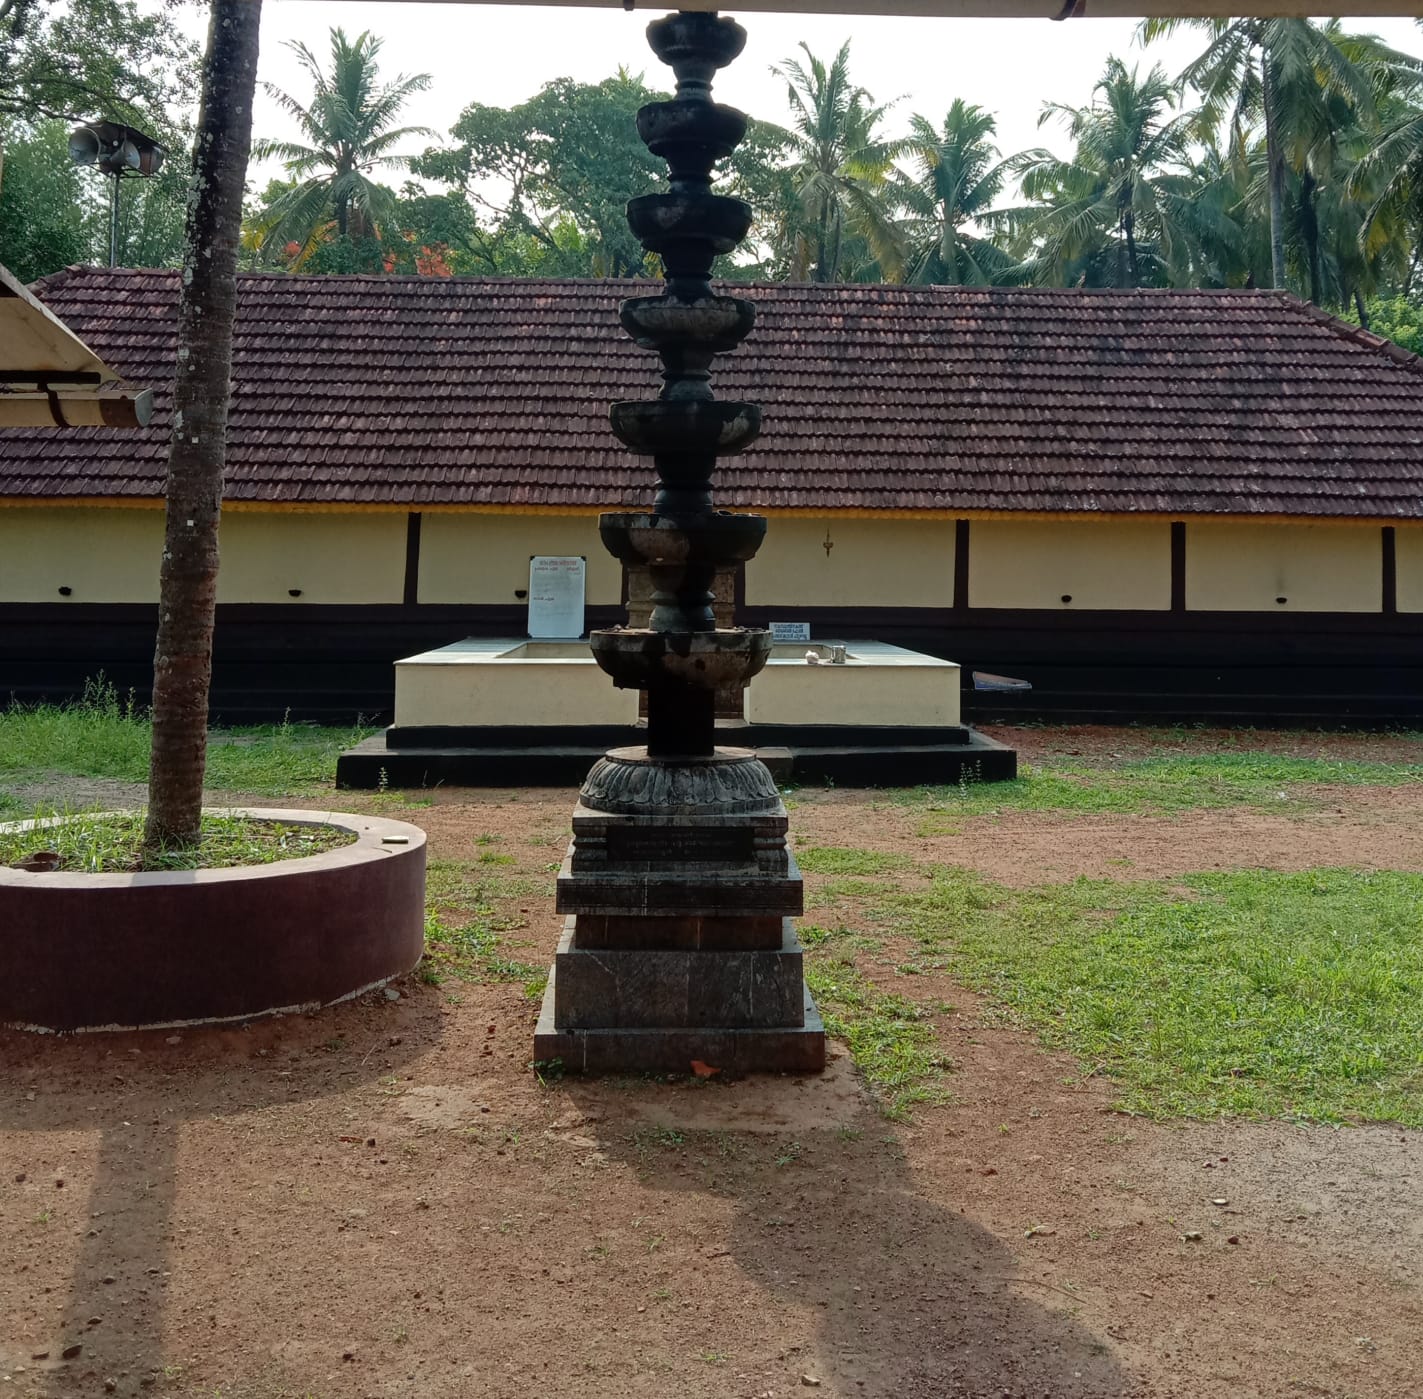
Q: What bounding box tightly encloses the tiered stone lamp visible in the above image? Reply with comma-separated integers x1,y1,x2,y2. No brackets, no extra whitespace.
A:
533,9,825,1074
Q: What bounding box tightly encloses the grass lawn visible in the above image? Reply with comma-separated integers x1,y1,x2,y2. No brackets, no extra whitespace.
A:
901,750,1423,831
5,694,1423,1127
877,865,1423,1126
0,683,366,800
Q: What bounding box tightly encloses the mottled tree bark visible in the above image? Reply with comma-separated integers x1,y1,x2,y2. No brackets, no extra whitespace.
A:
144,0,262,853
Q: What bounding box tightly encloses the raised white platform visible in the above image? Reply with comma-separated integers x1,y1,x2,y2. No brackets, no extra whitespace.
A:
392,638,961,730
751,641,961,727
394,638,640,728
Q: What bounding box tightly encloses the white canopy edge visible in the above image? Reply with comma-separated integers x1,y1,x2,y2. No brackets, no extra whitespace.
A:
356,2,1423,17
0,263,114,383
0,263,153,428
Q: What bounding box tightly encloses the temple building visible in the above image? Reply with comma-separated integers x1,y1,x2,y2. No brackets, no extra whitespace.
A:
4,266,1423,725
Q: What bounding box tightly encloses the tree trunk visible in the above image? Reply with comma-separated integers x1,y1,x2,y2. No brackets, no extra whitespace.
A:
814,208,829,283
1354,288,1370,329
144,0,263,854
1261,57,1287,292
1300,169,1321,304
1122,209,1139,289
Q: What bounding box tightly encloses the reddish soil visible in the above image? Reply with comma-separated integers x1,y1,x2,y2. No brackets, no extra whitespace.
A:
2,726,1420,1399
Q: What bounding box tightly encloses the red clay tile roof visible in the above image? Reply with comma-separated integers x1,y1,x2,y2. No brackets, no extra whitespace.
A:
7,267,1423,518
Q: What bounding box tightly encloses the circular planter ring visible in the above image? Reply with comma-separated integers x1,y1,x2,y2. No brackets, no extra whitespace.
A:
0,808,426,1033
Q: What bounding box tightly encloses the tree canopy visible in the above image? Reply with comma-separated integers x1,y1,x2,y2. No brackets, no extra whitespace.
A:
10,16,1423,355
246,28,433,267
0,0,198,129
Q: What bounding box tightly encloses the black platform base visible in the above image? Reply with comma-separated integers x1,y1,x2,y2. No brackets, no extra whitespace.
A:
335,725,1017,789
534,968,827,1074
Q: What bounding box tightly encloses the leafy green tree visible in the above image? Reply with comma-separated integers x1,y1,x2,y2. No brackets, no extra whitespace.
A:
769,41,903,282
416,70,664,278
0,0,197,129
0,2,197,276
248,28,432,267
897,101,1013,286
0,115,188,278
0,119,96,280
1348,292,1423,350
1008,59,1207,289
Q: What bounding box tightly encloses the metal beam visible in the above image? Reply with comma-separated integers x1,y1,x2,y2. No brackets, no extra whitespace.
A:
354,2,1423,17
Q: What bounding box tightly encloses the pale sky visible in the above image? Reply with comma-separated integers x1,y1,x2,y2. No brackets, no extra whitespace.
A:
163,4,1423,189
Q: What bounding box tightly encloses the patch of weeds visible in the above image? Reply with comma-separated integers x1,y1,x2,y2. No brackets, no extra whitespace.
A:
0,679,372,797
815,877,901,903
885,865,1423,1126
422,911,546,996
637,1125,686,1151
773,1140,802,1167
425,859,497,915
799,923,880,952
533,1058,565,1086
797,846,913,876
477,851,517,865
0,809,353,874
805,954,950,1120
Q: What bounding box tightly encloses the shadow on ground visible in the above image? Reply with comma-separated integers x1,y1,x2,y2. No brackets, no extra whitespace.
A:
561,1060,1134,1399
0,992,440,1396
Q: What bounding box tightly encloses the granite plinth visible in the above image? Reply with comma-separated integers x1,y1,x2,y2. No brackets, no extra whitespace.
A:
556,845,804,919
535,971,826,1074
552,916,806,1029
567,800,790,874
574,913,785,950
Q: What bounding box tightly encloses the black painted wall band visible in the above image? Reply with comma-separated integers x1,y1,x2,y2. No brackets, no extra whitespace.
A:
402,513,422,607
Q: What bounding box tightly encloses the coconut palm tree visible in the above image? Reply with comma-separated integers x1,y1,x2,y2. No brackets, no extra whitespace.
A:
770,40,903,283
1007,59,1203,289
897,101,1014,286
1348,63,1423,293
248,28,432,267
1140,17,1393,292
145,0,262,851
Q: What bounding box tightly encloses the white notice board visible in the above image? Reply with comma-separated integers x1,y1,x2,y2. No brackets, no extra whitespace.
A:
770,621,811,642
528,556,586,637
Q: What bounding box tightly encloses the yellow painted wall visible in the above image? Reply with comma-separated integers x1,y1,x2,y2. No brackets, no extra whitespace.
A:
1394,528,1423,613
745,517,955,608
418,513,621,606
217,513,406,604
0,506,164,602
969,519,1171,610
1186,522,1381,613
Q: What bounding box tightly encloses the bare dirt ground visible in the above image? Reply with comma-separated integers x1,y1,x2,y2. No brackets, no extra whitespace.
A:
2,726,1421,1399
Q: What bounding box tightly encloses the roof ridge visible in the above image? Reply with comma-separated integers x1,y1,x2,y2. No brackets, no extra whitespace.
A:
26,263,90,294
1272,288,1423,378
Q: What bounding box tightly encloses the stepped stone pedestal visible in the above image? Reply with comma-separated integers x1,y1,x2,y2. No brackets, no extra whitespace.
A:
533,9,825,1074
535,749,824,1071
